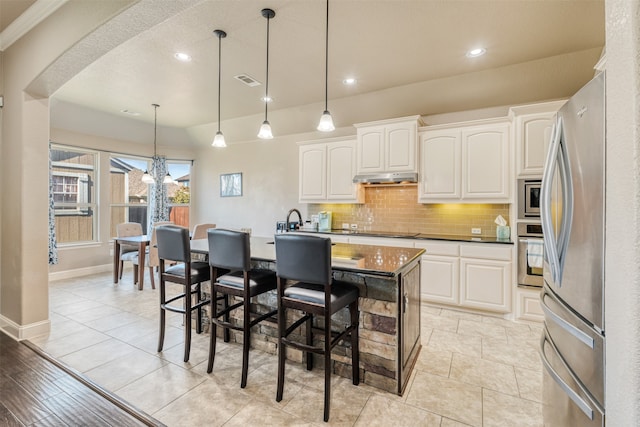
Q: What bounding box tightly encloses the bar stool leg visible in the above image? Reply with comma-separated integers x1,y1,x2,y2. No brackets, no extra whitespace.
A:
207,285,218,373
276,279,286,402
196,283,203,334
223,295,230,342
306,315,313,371
184,281,192,363
323,312,331,422
350,300,360,385
241,285,250,388
158,273,166,352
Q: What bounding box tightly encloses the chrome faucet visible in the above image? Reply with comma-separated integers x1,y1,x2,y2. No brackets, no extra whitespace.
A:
285,208,303,232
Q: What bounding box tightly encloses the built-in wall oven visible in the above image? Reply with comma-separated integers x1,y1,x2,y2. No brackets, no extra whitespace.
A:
517,222,543,287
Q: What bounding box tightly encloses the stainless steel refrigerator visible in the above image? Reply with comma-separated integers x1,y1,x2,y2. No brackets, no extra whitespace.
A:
540,71,605,426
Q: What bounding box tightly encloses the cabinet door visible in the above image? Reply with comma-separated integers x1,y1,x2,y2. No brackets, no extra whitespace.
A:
327,140,358,200
419,130,461,201
420,255,459,305
386,122,417,172
357,126,385,173
460,258,511,313
517,113,555,177
462,123,510,200
299,144,326,201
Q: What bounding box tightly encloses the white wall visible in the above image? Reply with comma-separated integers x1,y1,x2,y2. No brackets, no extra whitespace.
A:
192,132,321,237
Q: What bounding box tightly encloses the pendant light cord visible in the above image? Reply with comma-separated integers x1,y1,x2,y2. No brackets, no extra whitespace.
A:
218,34,222,132
265,13,271,120
324,0,329,112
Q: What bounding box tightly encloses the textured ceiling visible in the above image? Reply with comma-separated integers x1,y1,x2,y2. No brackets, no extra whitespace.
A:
10,0,606,146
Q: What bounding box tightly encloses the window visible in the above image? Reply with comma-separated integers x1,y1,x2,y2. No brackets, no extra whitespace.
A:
50,145,98,244
109,157,191,236
167,160,191,229
110,156,150,236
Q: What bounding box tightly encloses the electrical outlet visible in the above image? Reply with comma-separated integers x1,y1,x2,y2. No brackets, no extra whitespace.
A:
350,224,358,230
471,228,482,235
342,223,350,230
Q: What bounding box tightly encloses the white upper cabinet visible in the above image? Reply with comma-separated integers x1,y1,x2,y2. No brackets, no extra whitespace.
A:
355,116,421,174
299,144,326,201
419,118,511,203
462,122,510,200
299,139,363,203
510,100,566,177
419,130,461,199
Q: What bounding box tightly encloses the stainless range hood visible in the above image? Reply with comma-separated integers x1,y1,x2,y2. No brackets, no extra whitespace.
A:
353,172,418,184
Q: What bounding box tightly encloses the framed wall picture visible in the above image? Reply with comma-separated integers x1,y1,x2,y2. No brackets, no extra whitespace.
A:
220,172,242,197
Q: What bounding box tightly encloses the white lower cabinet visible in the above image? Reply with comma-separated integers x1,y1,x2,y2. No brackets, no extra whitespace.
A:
459,244,512,313
516,287,544,321
415,241,459,305
417,241,513,314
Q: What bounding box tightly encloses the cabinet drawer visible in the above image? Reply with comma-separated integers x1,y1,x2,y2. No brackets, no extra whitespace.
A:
414,241,459,256
460,244,512,261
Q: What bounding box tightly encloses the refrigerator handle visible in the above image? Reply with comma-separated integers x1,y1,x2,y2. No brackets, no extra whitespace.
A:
540,332,595,420
541,117,562,284
556,121,574,281
540,290,595,349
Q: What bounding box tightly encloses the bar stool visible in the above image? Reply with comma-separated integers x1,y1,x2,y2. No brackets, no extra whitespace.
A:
274,234,360,422
207,229,277,388
156,225,211,362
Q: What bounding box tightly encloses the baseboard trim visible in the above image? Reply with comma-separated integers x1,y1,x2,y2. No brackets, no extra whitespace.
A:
0,316,50,341
49,263,112,281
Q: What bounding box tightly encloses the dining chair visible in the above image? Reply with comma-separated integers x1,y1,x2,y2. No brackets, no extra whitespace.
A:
116,222,143,280
156,225,211,362
274,233,360,422
131,221,172,289
191,223,216,262
206,229,277,388
191,223,216,240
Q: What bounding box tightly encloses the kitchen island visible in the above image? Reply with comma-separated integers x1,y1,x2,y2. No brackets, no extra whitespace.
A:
191,236,424,395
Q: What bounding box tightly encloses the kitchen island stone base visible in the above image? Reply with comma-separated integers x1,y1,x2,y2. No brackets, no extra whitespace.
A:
204,257,421,395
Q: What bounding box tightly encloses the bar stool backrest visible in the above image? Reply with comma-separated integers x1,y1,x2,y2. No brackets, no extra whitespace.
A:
274,234,332,285
208,229,250,271
156,225,191,263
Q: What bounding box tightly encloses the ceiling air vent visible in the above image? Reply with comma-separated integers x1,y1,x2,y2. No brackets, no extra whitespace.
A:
234,74,261,87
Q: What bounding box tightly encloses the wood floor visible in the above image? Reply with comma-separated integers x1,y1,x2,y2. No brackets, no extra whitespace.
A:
0,331,163,426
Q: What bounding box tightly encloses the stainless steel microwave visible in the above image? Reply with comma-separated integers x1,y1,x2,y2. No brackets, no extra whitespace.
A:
518,179,541,219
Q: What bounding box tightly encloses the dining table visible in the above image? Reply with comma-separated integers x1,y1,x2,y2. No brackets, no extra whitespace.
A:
113,234,150,291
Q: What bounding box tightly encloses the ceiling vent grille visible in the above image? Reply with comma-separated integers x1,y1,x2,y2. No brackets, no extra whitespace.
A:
234,74,261,87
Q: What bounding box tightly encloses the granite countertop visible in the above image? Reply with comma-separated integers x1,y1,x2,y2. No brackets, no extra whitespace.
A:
305,229,513,245
190,236,425,277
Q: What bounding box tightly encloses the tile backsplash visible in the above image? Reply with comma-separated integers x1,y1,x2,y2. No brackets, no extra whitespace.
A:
308,185,510,237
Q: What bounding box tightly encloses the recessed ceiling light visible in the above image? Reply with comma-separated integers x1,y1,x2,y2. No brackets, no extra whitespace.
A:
261,96,273,103
466,47,486,58
343,78,357,85
174,52,192,62
120,109,140,116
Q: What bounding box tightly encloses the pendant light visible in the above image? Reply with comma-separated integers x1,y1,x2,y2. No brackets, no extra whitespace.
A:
212,29,227,147
317,0,335,132
258,8,275,139
141,103,160,184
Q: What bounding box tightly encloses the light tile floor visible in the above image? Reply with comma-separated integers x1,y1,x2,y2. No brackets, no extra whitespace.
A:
32,271,544,426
